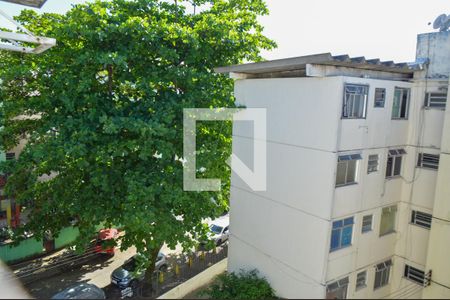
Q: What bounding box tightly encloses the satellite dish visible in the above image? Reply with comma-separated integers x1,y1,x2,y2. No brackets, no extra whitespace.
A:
432,14,450,31
433,14,447,29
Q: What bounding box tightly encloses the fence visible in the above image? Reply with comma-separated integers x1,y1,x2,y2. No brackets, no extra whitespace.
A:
54,226,80,249
0,237,43,263
112,244,229,299
4,244,102,285
0,224,104,263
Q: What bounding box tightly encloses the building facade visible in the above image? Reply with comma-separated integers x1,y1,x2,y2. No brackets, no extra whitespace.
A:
217,30,450,299
0,139,27,230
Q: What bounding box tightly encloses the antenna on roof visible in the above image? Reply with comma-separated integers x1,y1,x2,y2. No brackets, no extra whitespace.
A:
431,14,450,32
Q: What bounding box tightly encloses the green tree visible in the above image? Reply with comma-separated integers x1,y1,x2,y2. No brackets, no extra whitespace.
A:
0,0,275,288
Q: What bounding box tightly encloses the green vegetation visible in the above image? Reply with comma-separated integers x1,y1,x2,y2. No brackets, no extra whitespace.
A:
0,0,275,287
203,270,276,299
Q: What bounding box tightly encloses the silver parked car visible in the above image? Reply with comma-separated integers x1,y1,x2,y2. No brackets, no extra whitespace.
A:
51,283,105,299
111,253,168,289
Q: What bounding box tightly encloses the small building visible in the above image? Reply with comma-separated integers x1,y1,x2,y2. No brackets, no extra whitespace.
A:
216,30,450,298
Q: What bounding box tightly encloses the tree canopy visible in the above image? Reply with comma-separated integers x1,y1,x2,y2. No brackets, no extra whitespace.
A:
0,0,275,278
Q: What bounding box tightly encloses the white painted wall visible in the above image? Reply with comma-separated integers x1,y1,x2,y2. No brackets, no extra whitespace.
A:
233,77,343,152
229,77,344,297
423,81,450,298
338,78,412,151
416,31,450,79
232,135,337,220
228,190,328,298
228,59,448,298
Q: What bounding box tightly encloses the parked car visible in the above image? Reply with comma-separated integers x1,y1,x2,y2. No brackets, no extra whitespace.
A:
51,283,105,299
205,215,230,246
209,215,230,245
111,253,168,289
94,228,119,255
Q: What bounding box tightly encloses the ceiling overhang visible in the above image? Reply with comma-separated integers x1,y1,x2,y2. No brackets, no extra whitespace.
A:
0,0,47,8
215,53,417,79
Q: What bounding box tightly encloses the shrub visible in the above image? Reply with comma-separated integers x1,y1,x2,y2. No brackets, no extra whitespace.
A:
203,269,275,299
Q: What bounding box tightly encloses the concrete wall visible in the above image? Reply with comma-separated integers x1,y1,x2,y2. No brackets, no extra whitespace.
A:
157,259,227,299
328,77,419,298
416,31,450,79
423,79,450,298
229,77,345,298
228,75,425,298
228,74,446,298
338,78,412,151
233,77,343,152
228,34,450,298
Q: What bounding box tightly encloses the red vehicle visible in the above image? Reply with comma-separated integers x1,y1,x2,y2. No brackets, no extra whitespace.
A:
94,228,119,255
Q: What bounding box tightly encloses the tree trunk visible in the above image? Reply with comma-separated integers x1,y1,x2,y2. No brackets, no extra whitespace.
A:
142,244,163,296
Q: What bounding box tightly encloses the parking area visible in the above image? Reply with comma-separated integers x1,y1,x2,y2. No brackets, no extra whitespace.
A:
8,242,227,299
21,246,136,298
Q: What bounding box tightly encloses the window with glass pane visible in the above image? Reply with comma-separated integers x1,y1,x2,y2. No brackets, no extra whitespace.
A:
380,206,397,236
392,87,410,119
374,260,392,289
326,277,349,299
356,271,367,290
330,217,354,252
424,92,447,109
343,84,369,119
367,154,379,173
362,215,373,233
386,149,406,178
336,154,362,186
417,153,439,170
374,88,386,108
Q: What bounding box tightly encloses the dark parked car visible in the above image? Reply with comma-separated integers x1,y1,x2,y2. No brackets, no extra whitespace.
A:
51,283,105,299
111,253,168,289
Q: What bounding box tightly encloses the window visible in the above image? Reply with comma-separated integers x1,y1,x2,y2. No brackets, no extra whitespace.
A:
356,271,367,290
380,206,397,236
411,210,432,229
424,92,447,109
374,88,386,108
330,217,354,252
386,149,406,178
367,154,379,173
404,265,425,285
5,153,15,160
326,277,349,299
362,215,373,233
336,154,362,186
374,259,392,289
417,153,439,170
342,84,369,119
392,87,410,119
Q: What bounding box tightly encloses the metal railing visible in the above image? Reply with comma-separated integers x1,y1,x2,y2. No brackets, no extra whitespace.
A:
116,244,228,299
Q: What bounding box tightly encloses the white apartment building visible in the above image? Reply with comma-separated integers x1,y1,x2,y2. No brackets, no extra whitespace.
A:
216,30,450,299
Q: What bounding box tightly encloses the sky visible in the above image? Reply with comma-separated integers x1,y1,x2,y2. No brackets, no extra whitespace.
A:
1,0,449,63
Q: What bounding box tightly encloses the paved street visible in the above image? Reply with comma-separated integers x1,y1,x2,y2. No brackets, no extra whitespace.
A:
22,247,136,298
16,243,185,298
